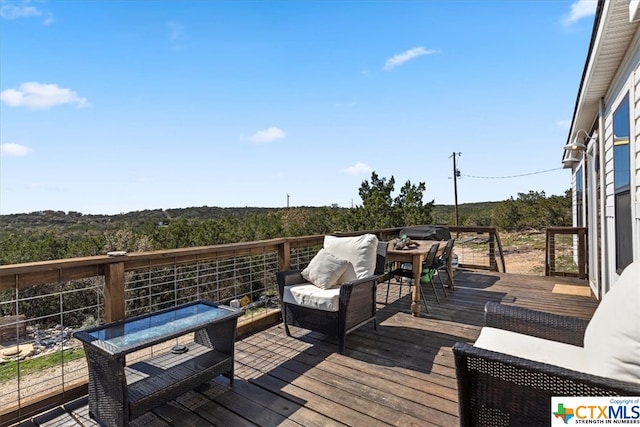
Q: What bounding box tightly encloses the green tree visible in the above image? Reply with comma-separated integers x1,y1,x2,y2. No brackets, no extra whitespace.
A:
354,172,397,228
155,218,193,249
515,190,546,229
190,219,226,246
540,192,572,227
492,198,521,231
492,190,571,231
394,180,434,226
104,228,152,253
354,172,434,229
281,208,313,237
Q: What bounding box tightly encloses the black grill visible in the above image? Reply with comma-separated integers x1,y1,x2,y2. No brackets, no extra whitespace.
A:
399,225,451,241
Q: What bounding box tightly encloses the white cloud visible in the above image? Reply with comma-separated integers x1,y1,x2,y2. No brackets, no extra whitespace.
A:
248,127,286,143
0,3,40,19
1,143,32,157
556,120,571,129
0,1,54,24
343,161,373,176
384,47,436,71
561,0,597,26
0,82,89,110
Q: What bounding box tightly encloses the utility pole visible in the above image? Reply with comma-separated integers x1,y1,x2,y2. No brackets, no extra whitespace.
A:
450,152,462,226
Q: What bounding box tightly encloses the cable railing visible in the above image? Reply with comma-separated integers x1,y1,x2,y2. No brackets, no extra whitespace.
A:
0,223,587,424
447,226,506,272
545,226,587,279
0,231,399,425
0,226,516,424
122,251,280,317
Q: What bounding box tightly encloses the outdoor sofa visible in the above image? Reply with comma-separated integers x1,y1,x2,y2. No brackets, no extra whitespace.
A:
452,260,640,426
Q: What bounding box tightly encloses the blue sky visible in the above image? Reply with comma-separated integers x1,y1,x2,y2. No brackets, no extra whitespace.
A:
0,0,597,215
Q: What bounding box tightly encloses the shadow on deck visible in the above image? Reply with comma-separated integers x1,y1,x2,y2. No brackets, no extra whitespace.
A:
16,270,598,427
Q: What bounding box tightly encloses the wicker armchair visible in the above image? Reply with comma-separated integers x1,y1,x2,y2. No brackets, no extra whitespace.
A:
453,301,640,427
277,240,387,354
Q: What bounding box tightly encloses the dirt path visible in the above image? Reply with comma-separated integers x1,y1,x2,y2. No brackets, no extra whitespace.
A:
455,246,546,276
503,249,546,275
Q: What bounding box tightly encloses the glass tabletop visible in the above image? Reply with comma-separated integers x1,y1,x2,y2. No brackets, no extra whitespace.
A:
88,303,232,350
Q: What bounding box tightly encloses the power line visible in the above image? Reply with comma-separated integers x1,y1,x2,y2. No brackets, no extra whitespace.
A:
461,167,563,179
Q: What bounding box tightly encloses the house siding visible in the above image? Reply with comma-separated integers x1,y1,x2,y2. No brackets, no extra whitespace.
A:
571,169,579,265
602,102,615,294
594,29,640,290
571,171,578,225
569,0,640,293
634,64,640,263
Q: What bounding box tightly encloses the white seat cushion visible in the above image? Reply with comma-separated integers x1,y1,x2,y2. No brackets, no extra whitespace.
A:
282,283,340,312
583,261,640,383
323,234,378,281
301,249,351,290
474,327,590,374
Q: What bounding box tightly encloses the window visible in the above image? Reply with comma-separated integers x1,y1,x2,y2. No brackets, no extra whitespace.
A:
575,166,584,227
612,95,633,273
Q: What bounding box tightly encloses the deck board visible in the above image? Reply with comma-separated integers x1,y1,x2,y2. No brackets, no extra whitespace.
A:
21,270,598,427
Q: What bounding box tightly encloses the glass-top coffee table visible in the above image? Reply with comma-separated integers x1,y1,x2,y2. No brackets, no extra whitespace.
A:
73,300,242,427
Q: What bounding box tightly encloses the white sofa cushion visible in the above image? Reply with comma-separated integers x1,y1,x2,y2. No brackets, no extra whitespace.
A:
301,248,350,290
282,283,340,312
323,234,378,280
474,327,590,374
583,260,640,383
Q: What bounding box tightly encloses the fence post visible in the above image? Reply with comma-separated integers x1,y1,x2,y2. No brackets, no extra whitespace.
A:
488,232,497,272
104,262,125,322
278,241,290,272
578,228,587,279
545,228,555,276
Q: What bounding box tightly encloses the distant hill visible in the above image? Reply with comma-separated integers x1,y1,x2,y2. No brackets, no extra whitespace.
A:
432,201,500,225
1,202,498,232
0,207,281,233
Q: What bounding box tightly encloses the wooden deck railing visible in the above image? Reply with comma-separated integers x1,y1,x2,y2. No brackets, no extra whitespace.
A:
448,226,506,272
0,225,506,424
544,226,587,279
0,223,589,425
0,229,401,424
0,226,505,321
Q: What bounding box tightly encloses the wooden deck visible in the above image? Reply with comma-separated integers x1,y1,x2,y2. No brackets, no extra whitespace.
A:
15,270,598,427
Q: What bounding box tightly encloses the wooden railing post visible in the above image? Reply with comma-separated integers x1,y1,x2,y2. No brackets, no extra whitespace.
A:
494,231,506,273
545,227,588,278
545,228,554,276
488,232,497,272
578,228,587,279
278,241,290,272
104,262,125,322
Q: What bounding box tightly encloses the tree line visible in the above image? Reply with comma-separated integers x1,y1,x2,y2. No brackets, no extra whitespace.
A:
0,174,571,265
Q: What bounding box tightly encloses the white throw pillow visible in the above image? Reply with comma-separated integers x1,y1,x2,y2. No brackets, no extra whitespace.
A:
301,249,350,290
583,260,640,383
323,234,378,280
